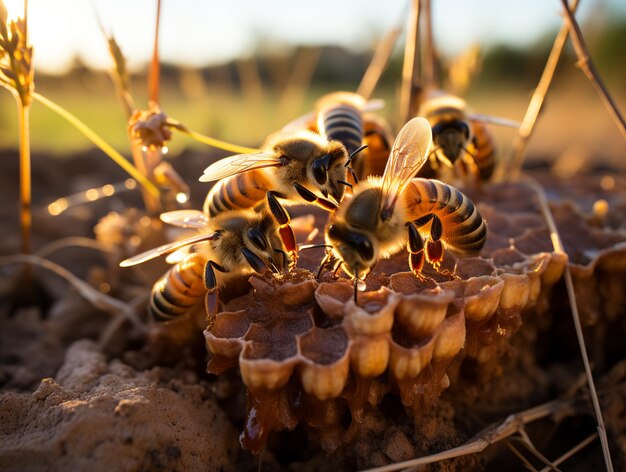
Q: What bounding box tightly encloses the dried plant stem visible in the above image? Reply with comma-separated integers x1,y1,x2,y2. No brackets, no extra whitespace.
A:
32,92,160,199
0,254,146,333
560,0,626,138
169,120,259,154
276,47,321,123
17,97,31,256
356,13,404,100
36,237,115,260
362,398,575,472
524,176,614,472
421,0,437,88
399,0,421,124
538,433,598,472
505,0,581,181
148,0,162,105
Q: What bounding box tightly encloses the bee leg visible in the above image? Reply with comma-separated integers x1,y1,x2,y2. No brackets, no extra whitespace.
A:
267,191,298,268
293,182,338,211
420,214,444,270
204,260,228,326
316,250,336,280
241,247,271,274
407,223,426,280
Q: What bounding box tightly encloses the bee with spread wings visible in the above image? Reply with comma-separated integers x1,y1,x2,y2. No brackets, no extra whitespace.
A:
323,117,487,302
199,130,359,266
120,209,288,322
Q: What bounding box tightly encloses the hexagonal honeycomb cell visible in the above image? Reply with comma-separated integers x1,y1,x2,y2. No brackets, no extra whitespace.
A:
203,180,626,453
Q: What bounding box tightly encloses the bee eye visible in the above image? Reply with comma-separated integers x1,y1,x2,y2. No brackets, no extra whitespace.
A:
312,158,327,185
356,237,373,261
431,123,444,137
458,122,470,139
247,227,267,250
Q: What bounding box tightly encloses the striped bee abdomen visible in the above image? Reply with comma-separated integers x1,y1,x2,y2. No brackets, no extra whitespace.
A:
150,253,207,321
204,170,272,217
318,102,364,156
405,178,486,256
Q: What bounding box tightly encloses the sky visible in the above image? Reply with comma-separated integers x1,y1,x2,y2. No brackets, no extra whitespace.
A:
3,0,625,74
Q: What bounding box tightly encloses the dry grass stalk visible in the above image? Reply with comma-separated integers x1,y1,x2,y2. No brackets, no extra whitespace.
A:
276,47,321,123
538,433,598,472
399,0,421,124
525,176,614,472
361,398,579,472
356,12,404,100
560,0,626,139
0,254,147,333
504,0,581,181
148,0,162,106
0,0,34,255
421,0,438,88
32,92,160,199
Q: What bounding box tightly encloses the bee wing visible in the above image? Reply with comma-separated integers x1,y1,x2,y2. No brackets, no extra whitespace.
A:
363,98,385,112
119,232,219,267
160,210,209,229
379,117,432,217
280,111,317,133
467,113,521,128
199,152,280,182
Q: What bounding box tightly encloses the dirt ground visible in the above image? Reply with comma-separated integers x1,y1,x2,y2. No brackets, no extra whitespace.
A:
1,148,625,471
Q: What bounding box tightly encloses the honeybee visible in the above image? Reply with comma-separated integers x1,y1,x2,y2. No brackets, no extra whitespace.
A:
200,131,353,265
417,90,519,185
120,209,287,321
282,91,393,182
323,117,487,301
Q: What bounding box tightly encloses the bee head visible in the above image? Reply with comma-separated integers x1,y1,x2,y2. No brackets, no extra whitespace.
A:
325,222,377,281
432,120,470,163
309,140,349,204
243,217,288,273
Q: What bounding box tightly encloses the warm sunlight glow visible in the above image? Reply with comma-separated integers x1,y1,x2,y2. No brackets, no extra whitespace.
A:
3,0,24,22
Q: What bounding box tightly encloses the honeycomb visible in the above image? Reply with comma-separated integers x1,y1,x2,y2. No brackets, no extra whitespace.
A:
203,180,626,453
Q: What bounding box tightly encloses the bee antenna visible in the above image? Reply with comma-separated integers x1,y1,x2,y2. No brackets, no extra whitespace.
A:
337,180,353,189
299,244,333,251
346,144,368,164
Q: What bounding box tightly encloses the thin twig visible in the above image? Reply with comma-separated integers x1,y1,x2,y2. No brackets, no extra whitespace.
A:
560,0,626,138
505,439,539,472
277,46,321,123
169,119,259,154
36,237,116,259
360,398,575,472
538,433,598,472
421,0,437,88
148,0,161,105
523,176,614,472
356,6,406,100
32,92,160,199
399,0,420,124
0,254,147,333
515,430,561,471
505,0,581,181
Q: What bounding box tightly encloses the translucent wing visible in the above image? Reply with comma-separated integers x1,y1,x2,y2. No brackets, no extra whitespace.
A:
467,113,521,128
363,98,385,112
280,111,317,133
160,210,209,229
119,232,219,267
199,152,280,182
379,117,432,219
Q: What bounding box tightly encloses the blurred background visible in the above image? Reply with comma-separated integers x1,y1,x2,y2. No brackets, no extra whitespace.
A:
0,0,624,167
